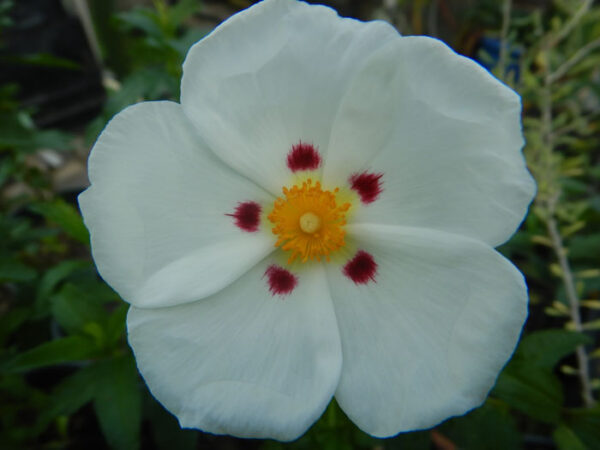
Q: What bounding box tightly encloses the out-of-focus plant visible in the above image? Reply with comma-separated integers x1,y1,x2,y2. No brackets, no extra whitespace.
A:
86,0,206,144
487,0,600,449
0,66,195,450
0,1,199,448
520,0,599,406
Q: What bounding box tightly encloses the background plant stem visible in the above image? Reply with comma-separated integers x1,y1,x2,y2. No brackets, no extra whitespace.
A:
536,0,597,408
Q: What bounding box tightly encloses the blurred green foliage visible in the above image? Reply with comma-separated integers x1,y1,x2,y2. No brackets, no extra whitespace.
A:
1,0,599,449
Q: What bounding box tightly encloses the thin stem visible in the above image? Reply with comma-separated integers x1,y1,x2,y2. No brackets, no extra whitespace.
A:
498,0,512,77
546,215,596,407
538,16,597,404
548,37,600,83
546,0,593,49
72,0,103,65
540,74,554,172
427,0,439,37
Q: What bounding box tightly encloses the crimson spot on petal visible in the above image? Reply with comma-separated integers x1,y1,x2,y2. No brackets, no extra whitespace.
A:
264,265,298,296
287,141,321,172
343,250,378,285
226,201,261,232
349,171,383,204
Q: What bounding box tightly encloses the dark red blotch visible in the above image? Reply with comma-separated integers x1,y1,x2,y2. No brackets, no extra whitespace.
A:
227,201,261,232
343,250,378,285
264,265,298,296
287,141,322,172
349,172,384,204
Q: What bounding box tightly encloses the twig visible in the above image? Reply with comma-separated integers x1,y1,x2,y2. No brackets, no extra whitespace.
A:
546,0,593,49
72,0,103,66
546,214,596,407
548,37,600,83
537,2,597,403
498,0,512,77
427,0,439,37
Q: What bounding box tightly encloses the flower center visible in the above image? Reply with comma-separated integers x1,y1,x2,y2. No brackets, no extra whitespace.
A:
299,212,321,233
268,179,351,264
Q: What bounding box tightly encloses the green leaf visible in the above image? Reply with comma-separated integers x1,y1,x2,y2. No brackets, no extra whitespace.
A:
106,303,128,348
30,199,89,245
569,234,600,262
0,257,36,282
562,406,600,449
104,67,176,116
93,355,142,450
0,156,16,187
0,110,72,152
117,8,163,37
145,394,196,450
50,283,108,336
0,112,36,151
0,307,30,346
492,363,563,423
37,363,101,430
67,278,122,304
35,259,91,315
0,374,48,444
2,336,96,373
38,356,144,447
553,424,587,450
168,0,201,27
4,53,81,70
440,400,522,450
31,129,72,151
386,431,432,450
515,329,592,368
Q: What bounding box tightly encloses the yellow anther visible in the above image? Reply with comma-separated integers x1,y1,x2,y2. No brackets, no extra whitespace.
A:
268,178,351,264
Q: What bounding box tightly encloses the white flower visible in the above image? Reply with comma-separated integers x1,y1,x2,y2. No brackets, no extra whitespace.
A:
79,0,536,441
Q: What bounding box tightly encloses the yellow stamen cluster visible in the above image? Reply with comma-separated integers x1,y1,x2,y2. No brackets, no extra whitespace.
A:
268,179,351,264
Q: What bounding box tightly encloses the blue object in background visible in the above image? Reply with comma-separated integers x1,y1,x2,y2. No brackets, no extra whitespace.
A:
477,36,522,82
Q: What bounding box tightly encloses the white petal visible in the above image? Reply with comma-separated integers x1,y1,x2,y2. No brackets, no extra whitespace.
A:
181,0,398,194
127,261,342,441
323,36,535,246
79,101,274,308
328,223,528,437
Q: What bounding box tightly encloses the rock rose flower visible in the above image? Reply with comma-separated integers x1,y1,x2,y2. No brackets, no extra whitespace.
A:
79,0,535,441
